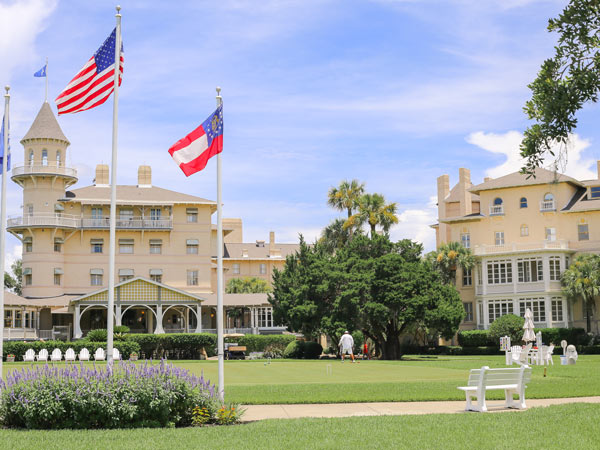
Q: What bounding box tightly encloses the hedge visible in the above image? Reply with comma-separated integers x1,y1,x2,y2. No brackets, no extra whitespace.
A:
458,327,588,348
304,341,323,359
224,335,295,353
457,330,493,347
125,333,217,360
283,340,305,358
3,340,140,361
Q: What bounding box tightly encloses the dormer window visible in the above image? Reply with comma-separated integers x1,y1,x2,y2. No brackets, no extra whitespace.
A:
520,197,527,208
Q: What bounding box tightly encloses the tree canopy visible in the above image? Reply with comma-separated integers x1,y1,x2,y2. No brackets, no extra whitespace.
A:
427,242,475,285
4,259,22,296
521,0,600,174
225,277,272,294
561,253,600,332
269,234,464,359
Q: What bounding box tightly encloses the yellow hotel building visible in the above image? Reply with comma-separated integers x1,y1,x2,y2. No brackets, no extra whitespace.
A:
434,165,600,334
3,102,297,340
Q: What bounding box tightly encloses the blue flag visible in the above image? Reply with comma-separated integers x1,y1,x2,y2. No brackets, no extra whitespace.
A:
0,115,10,171
34,64,47,77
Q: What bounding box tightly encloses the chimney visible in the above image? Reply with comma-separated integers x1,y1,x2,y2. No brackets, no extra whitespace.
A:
597,160,600,179
94,164,109,186
138,165,152,187
484,177,492,182
269,231,281,258
436,174,450,246
458,168,472,217
256,240,265,248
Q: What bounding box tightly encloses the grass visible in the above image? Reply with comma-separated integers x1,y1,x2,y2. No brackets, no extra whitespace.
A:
5,355,600,405
0,403,598,449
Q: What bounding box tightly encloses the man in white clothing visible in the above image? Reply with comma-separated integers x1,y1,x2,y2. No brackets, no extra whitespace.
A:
339,331,355,363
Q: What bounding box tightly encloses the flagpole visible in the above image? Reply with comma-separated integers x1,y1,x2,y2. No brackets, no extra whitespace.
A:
107,5,122,366
45,57,48,103
0,86,10,379
216,87,225,402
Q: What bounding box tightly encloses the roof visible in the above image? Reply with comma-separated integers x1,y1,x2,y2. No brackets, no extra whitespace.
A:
20,102,70,145
444,183,480,203
222,243,299,259
4,291,73,308
62,185,215,206
201,293,270,307
470,167,582,194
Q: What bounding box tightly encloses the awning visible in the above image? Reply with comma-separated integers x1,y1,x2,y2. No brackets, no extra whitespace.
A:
149,239,162,244
23,268,32,275
186,239,199,245
90,238,104,244
119,269,134,276
23,237,32,243
119,239,134,244
54,203,64,212
90,268,104,275
54,237,64,244
149,269,163,275
54,268,64,275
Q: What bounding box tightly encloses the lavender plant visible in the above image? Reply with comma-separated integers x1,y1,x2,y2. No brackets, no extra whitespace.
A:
0,360,219,429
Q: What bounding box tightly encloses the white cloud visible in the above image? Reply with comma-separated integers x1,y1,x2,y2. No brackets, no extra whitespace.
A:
466,131,598,180
4,243,22,270
390,196,438,253
0,0,57,83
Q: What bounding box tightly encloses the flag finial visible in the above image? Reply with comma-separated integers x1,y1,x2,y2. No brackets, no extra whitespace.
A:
4,86,9,95
116,5,121,13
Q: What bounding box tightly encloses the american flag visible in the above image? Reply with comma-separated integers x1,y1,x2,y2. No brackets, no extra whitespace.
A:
55,28,124,115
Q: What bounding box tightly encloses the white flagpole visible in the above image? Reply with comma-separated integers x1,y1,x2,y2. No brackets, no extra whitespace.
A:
216,87,225,402
0,86,9,379
45,57,48,103
107,5,122,366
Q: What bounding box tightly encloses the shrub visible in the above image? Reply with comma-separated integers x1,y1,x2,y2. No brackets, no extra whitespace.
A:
263,345,283,359
488,314,524,344
283,340,305,358
303,341,323,359
579,345,600,354
114,325,130,334
0,360,219,429
351,331,364,354
457,330,491,347
86,329,108,342
225,335,295,353
533,327,589,346
3,340,140,361
125,334,217,360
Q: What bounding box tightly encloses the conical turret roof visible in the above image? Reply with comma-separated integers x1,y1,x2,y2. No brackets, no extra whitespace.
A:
21,102,70,145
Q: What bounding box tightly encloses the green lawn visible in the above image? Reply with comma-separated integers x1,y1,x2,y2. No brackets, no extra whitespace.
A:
0,403,597,449
5,355,600,405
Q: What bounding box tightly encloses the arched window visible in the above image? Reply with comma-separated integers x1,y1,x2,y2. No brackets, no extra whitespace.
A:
28,150,34,166
520,197,527,208
42,149,48,166
544,193,554,202
56,151,61,167
520,224,529,237
493,197,503,205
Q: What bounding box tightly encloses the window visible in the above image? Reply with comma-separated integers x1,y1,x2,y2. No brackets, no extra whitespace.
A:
150,208,161,220
232,263,240,274
54,274,61,286
462,268,472,287
4,310,12,328
91,207,103,219
487,260,512,284
520,197,527,208
119,239,134,254
495,231,504,246
14,310,22,328
461,233,470,249
28,150,34,166
91,239,103,253
463,302,473,322
565,256,570,269
23,268,32,286
42,149,48,166
545,227,556,242
591,186,600,199
541,193,555,211
494,197,503,205
578,224,589,241
26,204,33,216
186,239,199,254
149,239,162,254
150,269,162,283
119,208,133,220
54,238,63,253
544,193,554,202
187,208,198,223
488,300,513,323
259,263,267,275
520,224,529,237
119,269,134,282
476,263,482,286
490,198,503,215
519,298,546,323
56,151,61,166
187,270,198,286
24,237,32,253
549,256,561,281
256,307,274,328
90,269,103,286
517,257,543,283
551,297,564,322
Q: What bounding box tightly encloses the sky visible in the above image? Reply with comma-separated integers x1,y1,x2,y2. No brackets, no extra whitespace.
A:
2,0,600,268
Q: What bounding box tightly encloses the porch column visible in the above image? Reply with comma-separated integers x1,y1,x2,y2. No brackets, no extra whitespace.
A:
74,304,82,339
154,304,165,334
250,306,255,328
115,305,122,326
195,305,202,333
22,307,26,340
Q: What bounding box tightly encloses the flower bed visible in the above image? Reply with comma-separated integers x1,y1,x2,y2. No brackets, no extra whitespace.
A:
0,360,241,429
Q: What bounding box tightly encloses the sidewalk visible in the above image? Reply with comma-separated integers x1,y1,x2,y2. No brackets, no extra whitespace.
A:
241,396,600,422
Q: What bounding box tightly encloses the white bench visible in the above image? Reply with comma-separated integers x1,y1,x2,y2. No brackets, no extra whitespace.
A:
457,365,532,412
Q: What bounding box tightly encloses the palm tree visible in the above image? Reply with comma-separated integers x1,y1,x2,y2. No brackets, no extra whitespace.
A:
319,218,353,253
327,179,365,235
349,193,398,238
225,277,272,293
562,254,600,333
428,242,475,285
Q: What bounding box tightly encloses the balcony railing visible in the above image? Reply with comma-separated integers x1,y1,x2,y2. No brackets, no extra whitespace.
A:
11,163,77,178
8,214,173,230
540,200,556,211
473,240,570,256
489,205,504,215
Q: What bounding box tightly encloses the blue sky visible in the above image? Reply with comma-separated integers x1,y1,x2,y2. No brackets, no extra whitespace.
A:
2,0,600,266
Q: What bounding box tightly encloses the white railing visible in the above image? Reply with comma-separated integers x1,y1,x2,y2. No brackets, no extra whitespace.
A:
38,329,54,339
489,205,504,215
81,216,173,229
473,240,570,256
12,163,77,178
7,214,80,228
540,200,556,211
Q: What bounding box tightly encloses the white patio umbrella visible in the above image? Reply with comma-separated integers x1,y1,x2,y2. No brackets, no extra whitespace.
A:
522,308,536,342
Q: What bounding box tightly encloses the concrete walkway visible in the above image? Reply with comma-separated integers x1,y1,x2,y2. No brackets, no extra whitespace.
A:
241,396,600,422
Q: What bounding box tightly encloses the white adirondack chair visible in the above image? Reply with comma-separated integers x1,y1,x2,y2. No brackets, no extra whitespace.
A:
23,349,36,362
79,348,90,361
113,348,121,361
37,348,49,361
94,348,106,361
514,343,532,366
50,348,62,362
65,348,76,362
